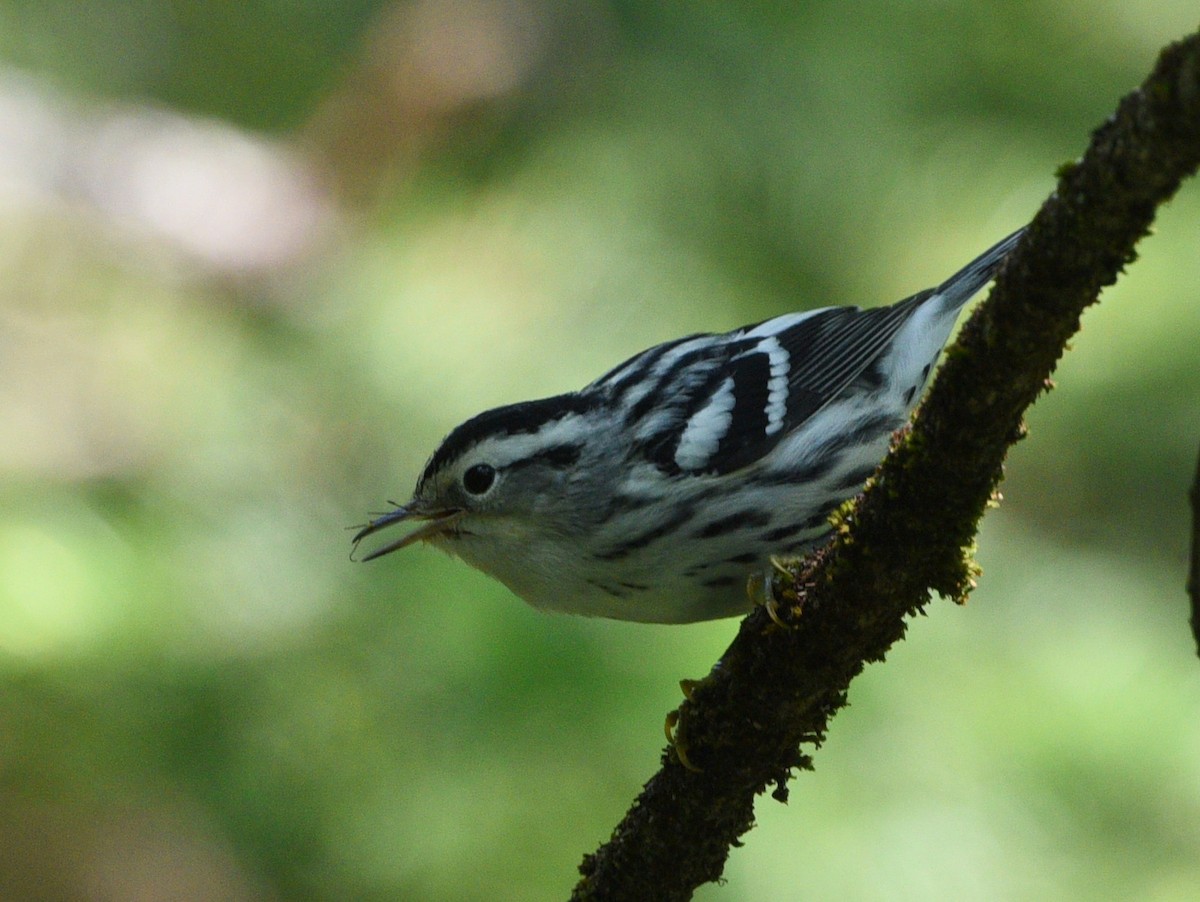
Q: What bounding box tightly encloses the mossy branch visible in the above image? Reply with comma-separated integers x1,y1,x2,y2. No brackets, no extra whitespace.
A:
571,28,1200,902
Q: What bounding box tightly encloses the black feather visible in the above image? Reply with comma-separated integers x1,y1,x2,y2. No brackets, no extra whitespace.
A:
420,393,598,484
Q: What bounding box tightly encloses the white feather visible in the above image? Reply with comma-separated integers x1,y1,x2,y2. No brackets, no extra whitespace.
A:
674,376,736,470
753,336,791,435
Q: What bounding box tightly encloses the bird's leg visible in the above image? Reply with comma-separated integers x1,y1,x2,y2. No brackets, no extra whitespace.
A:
747,555,802,628
663,709,702,772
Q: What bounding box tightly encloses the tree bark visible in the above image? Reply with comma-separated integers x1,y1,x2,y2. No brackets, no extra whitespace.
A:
571,28,1200,902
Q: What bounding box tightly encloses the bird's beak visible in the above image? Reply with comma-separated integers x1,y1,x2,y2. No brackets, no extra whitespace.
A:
352,504,464,561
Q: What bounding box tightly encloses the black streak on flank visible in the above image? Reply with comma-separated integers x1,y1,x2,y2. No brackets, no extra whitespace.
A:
854,358,886,392
593,506,696,561
701,575,739,589
834,412,904,449
760,511,834,544
724,552,759,565
587,579,627,599
781,412,900,475
831,464,881,493
693,510,773,539
603,493,662,521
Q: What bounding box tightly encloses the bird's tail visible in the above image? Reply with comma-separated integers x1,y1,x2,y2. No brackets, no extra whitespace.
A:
933,227,1024,313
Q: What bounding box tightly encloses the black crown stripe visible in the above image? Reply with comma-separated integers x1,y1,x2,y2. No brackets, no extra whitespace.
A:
420,393,598,484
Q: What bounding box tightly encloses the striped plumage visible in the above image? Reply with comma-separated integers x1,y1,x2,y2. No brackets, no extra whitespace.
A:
355,229,1023,622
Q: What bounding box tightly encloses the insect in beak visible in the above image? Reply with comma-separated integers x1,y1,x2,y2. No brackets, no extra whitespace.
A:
352,505,464,561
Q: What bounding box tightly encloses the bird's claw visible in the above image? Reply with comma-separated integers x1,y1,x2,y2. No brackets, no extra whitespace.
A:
747,556,800,627
664,709,702,773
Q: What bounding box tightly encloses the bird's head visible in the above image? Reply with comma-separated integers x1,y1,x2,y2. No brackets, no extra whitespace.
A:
353,393,603,564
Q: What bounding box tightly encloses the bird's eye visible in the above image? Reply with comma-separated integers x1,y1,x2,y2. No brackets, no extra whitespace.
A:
462,463,497,495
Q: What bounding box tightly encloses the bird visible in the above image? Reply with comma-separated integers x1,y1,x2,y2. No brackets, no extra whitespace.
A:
353,228,1023,623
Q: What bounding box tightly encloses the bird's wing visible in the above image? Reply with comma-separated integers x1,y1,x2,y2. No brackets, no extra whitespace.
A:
603,297,925,476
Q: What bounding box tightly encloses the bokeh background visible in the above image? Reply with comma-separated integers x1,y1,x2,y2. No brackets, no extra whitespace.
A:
1,2,1198,900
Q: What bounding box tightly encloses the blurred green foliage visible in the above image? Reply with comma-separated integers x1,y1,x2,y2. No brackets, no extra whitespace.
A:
0,2,1198,900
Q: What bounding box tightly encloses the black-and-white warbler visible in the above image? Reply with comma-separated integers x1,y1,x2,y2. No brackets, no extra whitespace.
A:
354,228,1023,623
